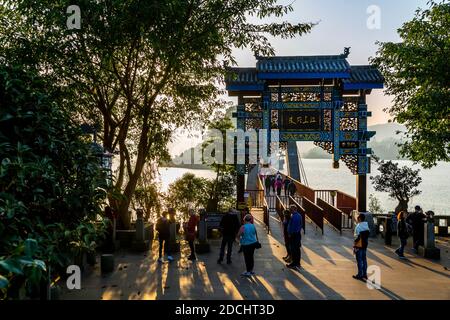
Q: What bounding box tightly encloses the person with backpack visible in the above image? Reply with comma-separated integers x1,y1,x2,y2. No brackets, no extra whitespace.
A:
237,214,260,277
395,211,408,259
217,209,241,264
353,214,370,280
156,212,173,263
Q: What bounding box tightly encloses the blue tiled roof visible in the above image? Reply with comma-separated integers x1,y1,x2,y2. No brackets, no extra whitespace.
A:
224,56,384,90
343,65,384,84
225,67,261,84
256,55,350,73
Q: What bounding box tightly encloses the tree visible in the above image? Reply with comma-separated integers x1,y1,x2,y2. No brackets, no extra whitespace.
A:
165,173,210,221
368,194,384,215
1,0,314,228
372,1,450,168
131,164,162,223
370,159,422,214
0,65,108,299
202,114,236,212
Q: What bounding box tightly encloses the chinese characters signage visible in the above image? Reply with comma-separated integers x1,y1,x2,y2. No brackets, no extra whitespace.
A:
281,109,322,131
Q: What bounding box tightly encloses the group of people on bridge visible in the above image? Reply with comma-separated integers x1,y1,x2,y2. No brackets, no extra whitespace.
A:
262,171,297,197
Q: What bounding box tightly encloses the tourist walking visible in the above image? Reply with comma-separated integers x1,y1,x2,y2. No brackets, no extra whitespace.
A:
270,175,276,194
286,205,303,269
288,180,297,197
395,211,408,259
238,208,253,253
283,178,291,196
407,205,426,252
185,209,199,261
352,214,370,280
276,171,282,181
282,209,292,263
156,212,173,263
264,176,272,195
275,178,283,196
218,209,241,264
237,214,259,277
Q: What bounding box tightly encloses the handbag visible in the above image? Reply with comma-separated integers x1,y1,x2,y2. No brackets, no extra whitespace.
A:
354,236,363,249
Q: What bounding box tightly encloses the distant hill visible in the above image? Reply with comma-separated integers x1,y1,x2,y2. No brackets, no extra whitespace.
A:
302,123,408,160
369,122,406,142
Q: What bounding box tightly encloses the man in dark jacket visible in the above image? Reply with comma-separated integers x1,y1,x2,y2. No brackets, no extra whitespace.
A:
218,210,240,264
283,178,291,196
264,176,272,195
407,206,426,252
286,205,303,269
156,212,172,263
288,181,297,197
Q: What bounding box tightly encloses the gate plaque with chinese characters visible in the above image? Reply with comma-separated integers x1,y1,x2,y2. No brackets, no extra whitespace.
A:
281,110,322,131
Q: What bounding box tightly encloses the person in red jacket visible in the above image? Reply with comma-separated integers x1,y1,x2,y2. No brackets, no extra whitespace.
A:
185,209,199,260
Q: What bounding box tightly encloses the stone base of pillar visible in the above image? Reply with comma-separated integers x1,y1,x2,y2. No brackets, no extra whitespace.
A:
418,246,440,260
131,240,150,252
195,241,211,254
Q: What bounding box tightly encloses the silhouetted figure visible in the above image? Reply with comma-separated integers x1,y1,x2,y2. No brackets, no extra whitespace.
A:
407,206,426,252
156,212,172,262
218,210,240,264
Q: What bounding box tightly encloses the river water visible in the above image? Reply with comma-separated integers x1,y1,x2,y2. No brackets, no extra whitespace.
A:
159,159,450,215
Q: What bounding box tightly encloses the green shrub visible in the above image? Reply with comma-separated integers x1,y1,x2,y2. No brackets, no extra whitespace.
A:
0,65,108,299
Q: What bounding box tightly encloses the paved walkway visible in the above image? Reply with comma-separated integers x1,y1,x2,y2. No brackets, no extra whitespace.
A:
60,212,450,300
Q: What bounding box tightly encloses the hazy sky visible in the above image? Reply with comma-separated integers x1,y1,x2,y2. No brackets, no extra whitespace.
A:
168,0,428,156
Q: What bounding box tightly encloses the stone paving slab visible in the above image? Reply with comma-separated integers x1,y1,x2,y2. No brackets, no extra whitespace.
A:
60,212,450,300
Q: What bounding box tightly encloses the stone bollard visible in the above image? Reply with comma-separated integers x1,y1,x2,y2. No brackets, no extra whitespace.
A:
101,254,114,273
419,216,440,260
132,209,150,251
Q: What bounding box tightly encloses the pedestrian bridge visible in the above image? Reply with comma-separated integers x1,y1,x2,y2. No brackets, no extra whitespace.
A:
245,165,356,236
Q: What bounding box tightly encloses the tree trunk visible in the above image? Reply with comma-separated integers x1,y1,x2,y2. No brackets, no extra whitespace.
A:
395,199,408,214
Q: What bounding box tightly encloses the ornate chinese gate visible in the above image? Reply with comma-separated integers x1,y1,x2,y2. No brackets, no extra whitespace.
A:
225,49,384,213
